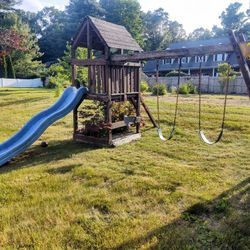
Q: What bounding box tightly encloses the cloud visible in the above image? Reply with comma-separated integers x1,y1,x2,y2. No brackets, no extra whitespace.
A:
19,0,68,12
20,0,43,12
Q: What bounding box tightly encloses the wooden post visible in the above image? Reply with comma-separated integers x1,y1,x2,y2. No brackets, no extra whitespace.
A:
87,20,93,93
123,66,127,101
105,46,112,144
140,95,157,128
71,48,78,134
71,48,77,87
136,66,141,133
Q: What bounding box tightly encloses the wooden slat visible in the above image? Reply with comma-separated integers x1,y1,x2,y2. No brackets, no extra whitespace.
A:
123,67,127,101
101,66,105,93
97,66,101,94
116,67,119,94
111,62,141,67
111,121,127,130
120,67,123,94
93,65,96,93
71,58,107,66
128,67,131,93
111,44,234,62
131,67,134,92
73,133,108,145
87,94,109,102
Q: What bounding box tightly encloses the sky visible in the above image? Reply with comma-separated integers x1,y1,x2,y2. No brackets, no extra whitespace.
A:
19,0,250,33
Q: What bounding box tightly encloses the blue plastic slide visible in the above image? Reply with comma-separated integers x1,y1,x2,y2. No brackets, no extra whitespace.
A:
0,86,87,166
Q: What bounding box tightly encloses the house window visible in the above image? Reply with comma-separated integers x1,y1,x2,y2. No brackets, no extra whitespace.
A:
214,53,224,62
195,56,207,63
181,57,189,64
163,58,172,64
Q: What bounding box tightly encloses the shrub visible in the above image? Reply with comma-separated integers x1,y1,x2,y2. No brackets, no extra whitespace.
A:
152,84,167,95
179,84,190,95
54,83,63,97
112,101,135,122
187,83,197,94
179,83,197,95
48,75,71,89
140,80,149,93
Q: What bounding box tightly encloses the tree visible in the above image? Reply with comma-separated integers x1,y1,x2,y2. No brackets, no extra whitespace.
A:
100,0,144,47
211,25,226,37
168,21,186,42
188,28,213,41
218,63,237,91
65,0,103,41
0,28,26,77
17,7,68,63
204,2,250,40
143,8,169,50
0,0,21,10
0,12,45,78
48,43,88,89
142,8,186,51
220,2,246,31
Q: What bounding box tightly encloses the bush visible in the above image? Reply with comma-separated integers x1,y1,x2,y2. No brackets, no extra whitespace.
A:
48,75,71,89
140,80,149,93
54,83,63,97
178,83,197,95
179,84,190,95
152,84,167,95
187,83,197,94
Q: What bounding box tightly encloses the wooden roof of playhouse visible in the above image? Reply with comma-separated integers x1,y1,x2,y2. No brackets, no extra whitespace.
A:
72,16,143,52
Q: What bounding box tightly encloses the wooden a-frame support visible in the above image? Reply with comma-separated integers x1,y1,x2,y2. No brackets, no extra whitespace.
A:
229,31,250,96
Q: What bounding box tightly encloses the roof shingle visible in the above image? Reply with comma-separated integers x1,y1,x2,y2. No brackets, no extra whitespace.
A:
89,16,142,51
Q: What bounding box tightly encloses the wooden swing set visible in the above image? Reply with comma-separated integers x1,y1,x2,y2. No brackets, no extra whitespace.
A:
71,16,250,146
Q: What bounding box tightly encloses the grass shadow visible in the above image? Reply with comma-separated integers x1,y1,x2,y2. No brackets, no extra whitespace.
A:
0,97,48,108
115,177,250,249
0,139,100,174
46,163,82,175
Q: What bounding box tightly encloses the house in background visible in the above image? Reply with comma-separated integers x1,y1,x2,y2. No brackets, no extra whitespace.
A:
143,37,240,77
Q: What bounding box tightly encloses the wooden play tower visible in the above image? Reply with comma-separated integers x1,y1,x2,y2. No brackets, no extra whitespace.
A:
71,16,154,146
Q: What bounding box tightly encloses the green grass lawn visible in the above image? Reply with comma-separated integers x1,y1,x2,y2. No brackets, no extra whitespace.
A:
0,88,249,249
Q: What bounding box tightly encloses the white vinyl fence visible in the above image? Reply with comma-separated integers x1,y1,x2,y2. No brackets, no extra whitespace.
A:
144,76,248,95
0,78,43,88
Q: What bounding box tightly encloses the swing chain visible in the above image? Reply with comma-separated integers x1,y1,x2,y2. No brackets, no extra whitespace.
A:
198,55,231,144
172,58,182,131
156,58,182,141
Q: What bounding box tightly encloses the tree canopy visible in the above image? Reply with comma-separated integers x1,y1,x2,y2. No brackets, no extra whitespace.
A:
0,0,21,10
100,0,144,47
188,28,213,41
